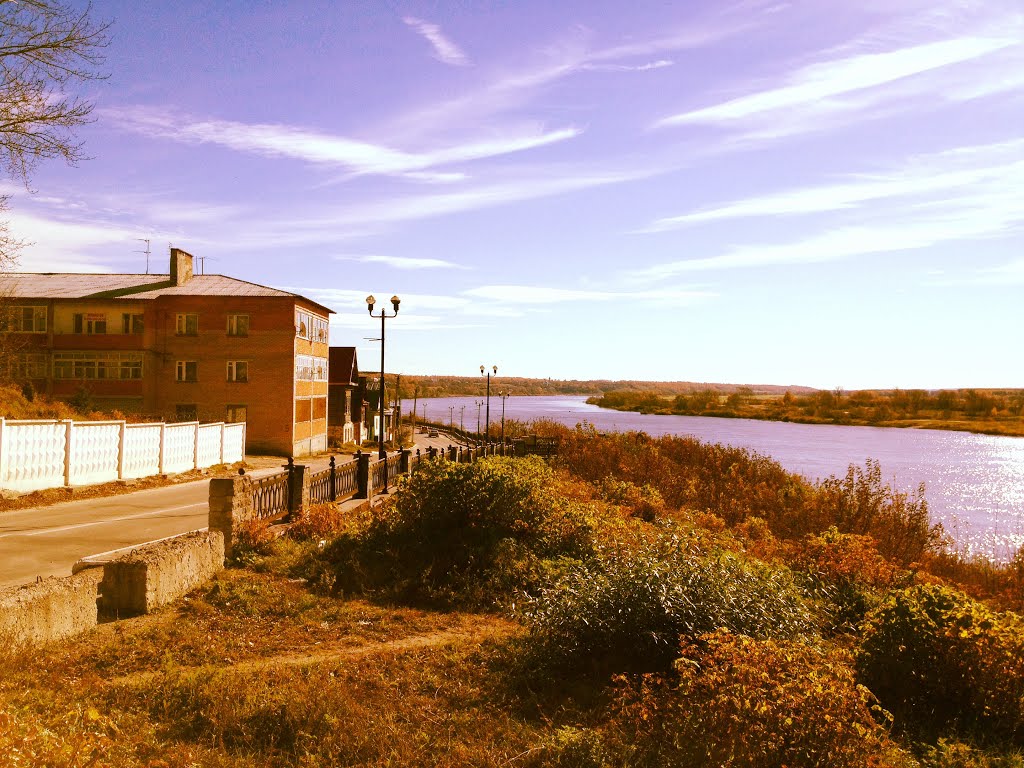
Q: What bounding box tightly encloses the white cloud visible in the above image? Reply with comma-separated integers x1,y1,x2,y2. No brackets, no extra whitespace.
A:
333,254,465,270
582,59,673,72
403,17,471,67
463,284,713,305
656,35,1016,129
642,140,1024,230
106,107,581,180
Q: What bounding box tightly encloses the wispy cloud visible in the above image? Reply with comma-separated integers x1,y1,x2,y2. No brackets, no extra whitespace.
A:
403,17,470,67
641,139,1024,231
463,284,713,305
333,254,466,270
656,35,1016,131
106,107,580,180
582,59,673,72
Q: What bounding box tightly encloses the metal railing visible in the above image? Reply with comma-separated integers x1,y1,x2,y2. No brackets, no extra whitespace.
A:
251,471,290,522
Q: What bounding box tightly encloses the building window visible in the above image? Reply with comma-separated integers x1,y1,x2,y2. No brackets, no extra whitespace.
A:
53,351,143,380
0,305,47,333
121,313,144,334
176,404,198,421
175,313,198,336
226,404,247,423
175,360,198,382
226,360,248,383
227,314,249,337
73,313,107,334
294,354,328,381
295,310,328,342
7,353,48,379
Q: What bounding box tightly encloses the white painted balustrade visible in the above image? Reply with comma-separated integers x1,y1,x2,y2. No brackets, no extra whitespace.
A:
0,418,246,492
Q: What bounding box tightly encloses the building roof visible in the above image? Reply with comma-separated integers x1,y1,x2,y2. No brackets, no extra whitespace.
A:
0,273,333,314
329,346,359,385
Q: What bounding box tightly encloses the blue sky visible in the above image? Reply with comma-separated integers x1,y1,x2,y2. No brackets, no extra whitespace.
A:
6,0,1023,389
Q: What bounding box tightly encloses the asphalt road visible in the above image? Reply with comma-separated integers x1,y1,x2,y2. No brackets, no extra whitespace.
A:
0,436,462,590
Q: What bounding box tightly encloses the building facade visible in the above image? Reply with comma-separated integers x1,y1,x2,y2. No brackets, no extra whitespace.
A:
0,249,333,457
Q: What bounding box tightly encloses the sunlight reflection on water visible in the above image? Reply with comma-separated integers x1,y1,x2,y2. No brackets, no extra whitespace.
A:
421,395,1024,561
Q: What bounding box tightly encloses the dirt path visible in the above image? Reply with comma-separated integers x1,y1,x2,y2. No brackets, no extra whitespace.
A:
108,617,518,688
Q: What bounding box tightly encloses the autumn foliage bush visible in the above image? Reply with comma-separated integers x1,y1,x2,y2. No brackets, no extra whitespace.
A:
556,426,941,565
857,584,1024,742
326,456,598,607
521,531,813,675
607,630,912,768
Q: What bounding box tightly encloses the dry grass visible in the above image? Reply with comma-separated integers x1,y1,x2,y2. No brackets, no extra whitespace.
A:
0,568,531,767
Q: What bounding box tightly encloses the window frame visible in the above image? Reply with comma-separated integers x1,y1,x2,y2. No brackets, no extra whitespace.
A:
175,313,198,336
226,313,249,337
175,360,198,383
226,360,248,383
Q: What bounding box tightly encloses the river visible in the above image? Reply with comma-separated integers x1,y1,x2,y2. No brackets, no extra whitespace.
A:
418,395,1024,561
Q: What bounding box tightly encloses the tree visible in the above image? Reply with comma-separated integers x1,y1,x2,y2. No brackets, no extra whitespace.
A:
0,0,108,268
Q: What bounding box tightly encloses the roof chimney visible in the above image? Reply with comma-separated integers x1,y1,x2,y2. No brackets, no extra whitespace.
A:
169,248,193,286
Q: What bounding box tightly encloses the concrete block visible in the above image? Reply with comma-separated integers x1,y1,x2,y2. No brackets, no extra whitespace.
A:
0,570,102,648
100,530,224,616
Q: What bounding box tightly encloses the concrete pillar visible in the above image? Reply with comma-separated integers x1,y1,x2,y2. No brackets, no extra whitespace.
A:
208,474,252,558
355,451,370,499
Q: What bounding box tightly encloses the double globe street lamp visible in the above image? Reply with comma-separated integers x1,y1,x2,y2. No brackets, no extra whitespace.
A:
367,294,400,491
480,365,497,442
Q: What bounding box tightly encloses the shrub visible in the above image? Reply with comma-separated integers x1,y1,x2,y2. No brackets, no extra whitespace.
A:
521,531,814,675
607,630,912,768
597,478,665,521
857,584,1024,741
327,456,598,608
793,527,905,631
287,502,350,541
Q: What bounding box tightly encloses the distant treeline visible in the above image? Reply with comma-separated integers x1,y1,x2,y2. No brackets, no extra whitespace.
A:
394,375,816,400
589,387,1024,437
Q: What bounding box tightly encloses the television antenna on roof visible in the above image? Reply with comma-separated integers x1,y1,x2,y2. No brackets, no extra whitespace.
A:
135,238,151,274
197,255,216,275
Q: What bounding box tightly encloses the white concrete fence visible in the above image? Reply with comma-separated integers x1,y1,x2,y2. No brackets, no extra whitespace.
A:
0,418,246,493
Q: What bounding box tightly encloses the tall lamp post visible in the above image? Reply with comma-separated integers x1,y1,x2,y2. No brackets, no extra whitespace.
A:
475,399,483,439
480,365,497,441
367,294,400,492
499,391,510,444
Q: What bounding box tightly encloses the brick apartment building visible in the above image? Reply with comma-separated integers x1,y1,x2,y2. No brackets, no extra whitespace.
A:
0,248,333,456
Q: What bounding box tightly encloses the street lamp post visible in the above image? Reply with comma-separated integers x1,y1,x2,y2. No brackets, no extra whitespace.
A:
475,399,483,440
480,365,497,442
449,405,454,430
366,294,400,492
499,391,510,444
459,405,465,432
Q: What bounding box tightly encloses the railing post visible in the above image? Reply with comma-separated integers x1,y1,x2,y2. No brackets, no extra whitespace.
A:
286,457,309,517
63,419,73,487
355,450,370,499
329,455,337,501
427,445,436,459
448,445,457,462
400,447,411,475
158,422,166,474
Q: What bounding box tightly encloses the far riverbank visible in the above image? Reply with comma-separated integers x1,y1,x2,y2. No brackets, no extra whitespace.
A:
588,389,1024,439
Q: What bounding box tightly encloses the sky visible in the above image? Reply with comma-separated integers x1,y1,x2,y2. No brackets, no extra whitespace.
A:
5,0,1024,390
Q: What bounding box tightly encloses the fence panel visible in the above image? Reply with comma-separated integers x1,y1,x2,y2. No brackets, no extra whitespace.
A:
163,423,197,474
337,460,357,497
122,424,161,479
0,420,66,492
196,423,222,468
251,472,290,522
309,466,332,504
222,423,245,463
68,422,121,486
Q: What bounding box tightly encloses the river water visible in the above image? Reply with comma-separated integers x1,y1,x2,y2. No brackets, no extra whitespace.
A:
419,395,1024,560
